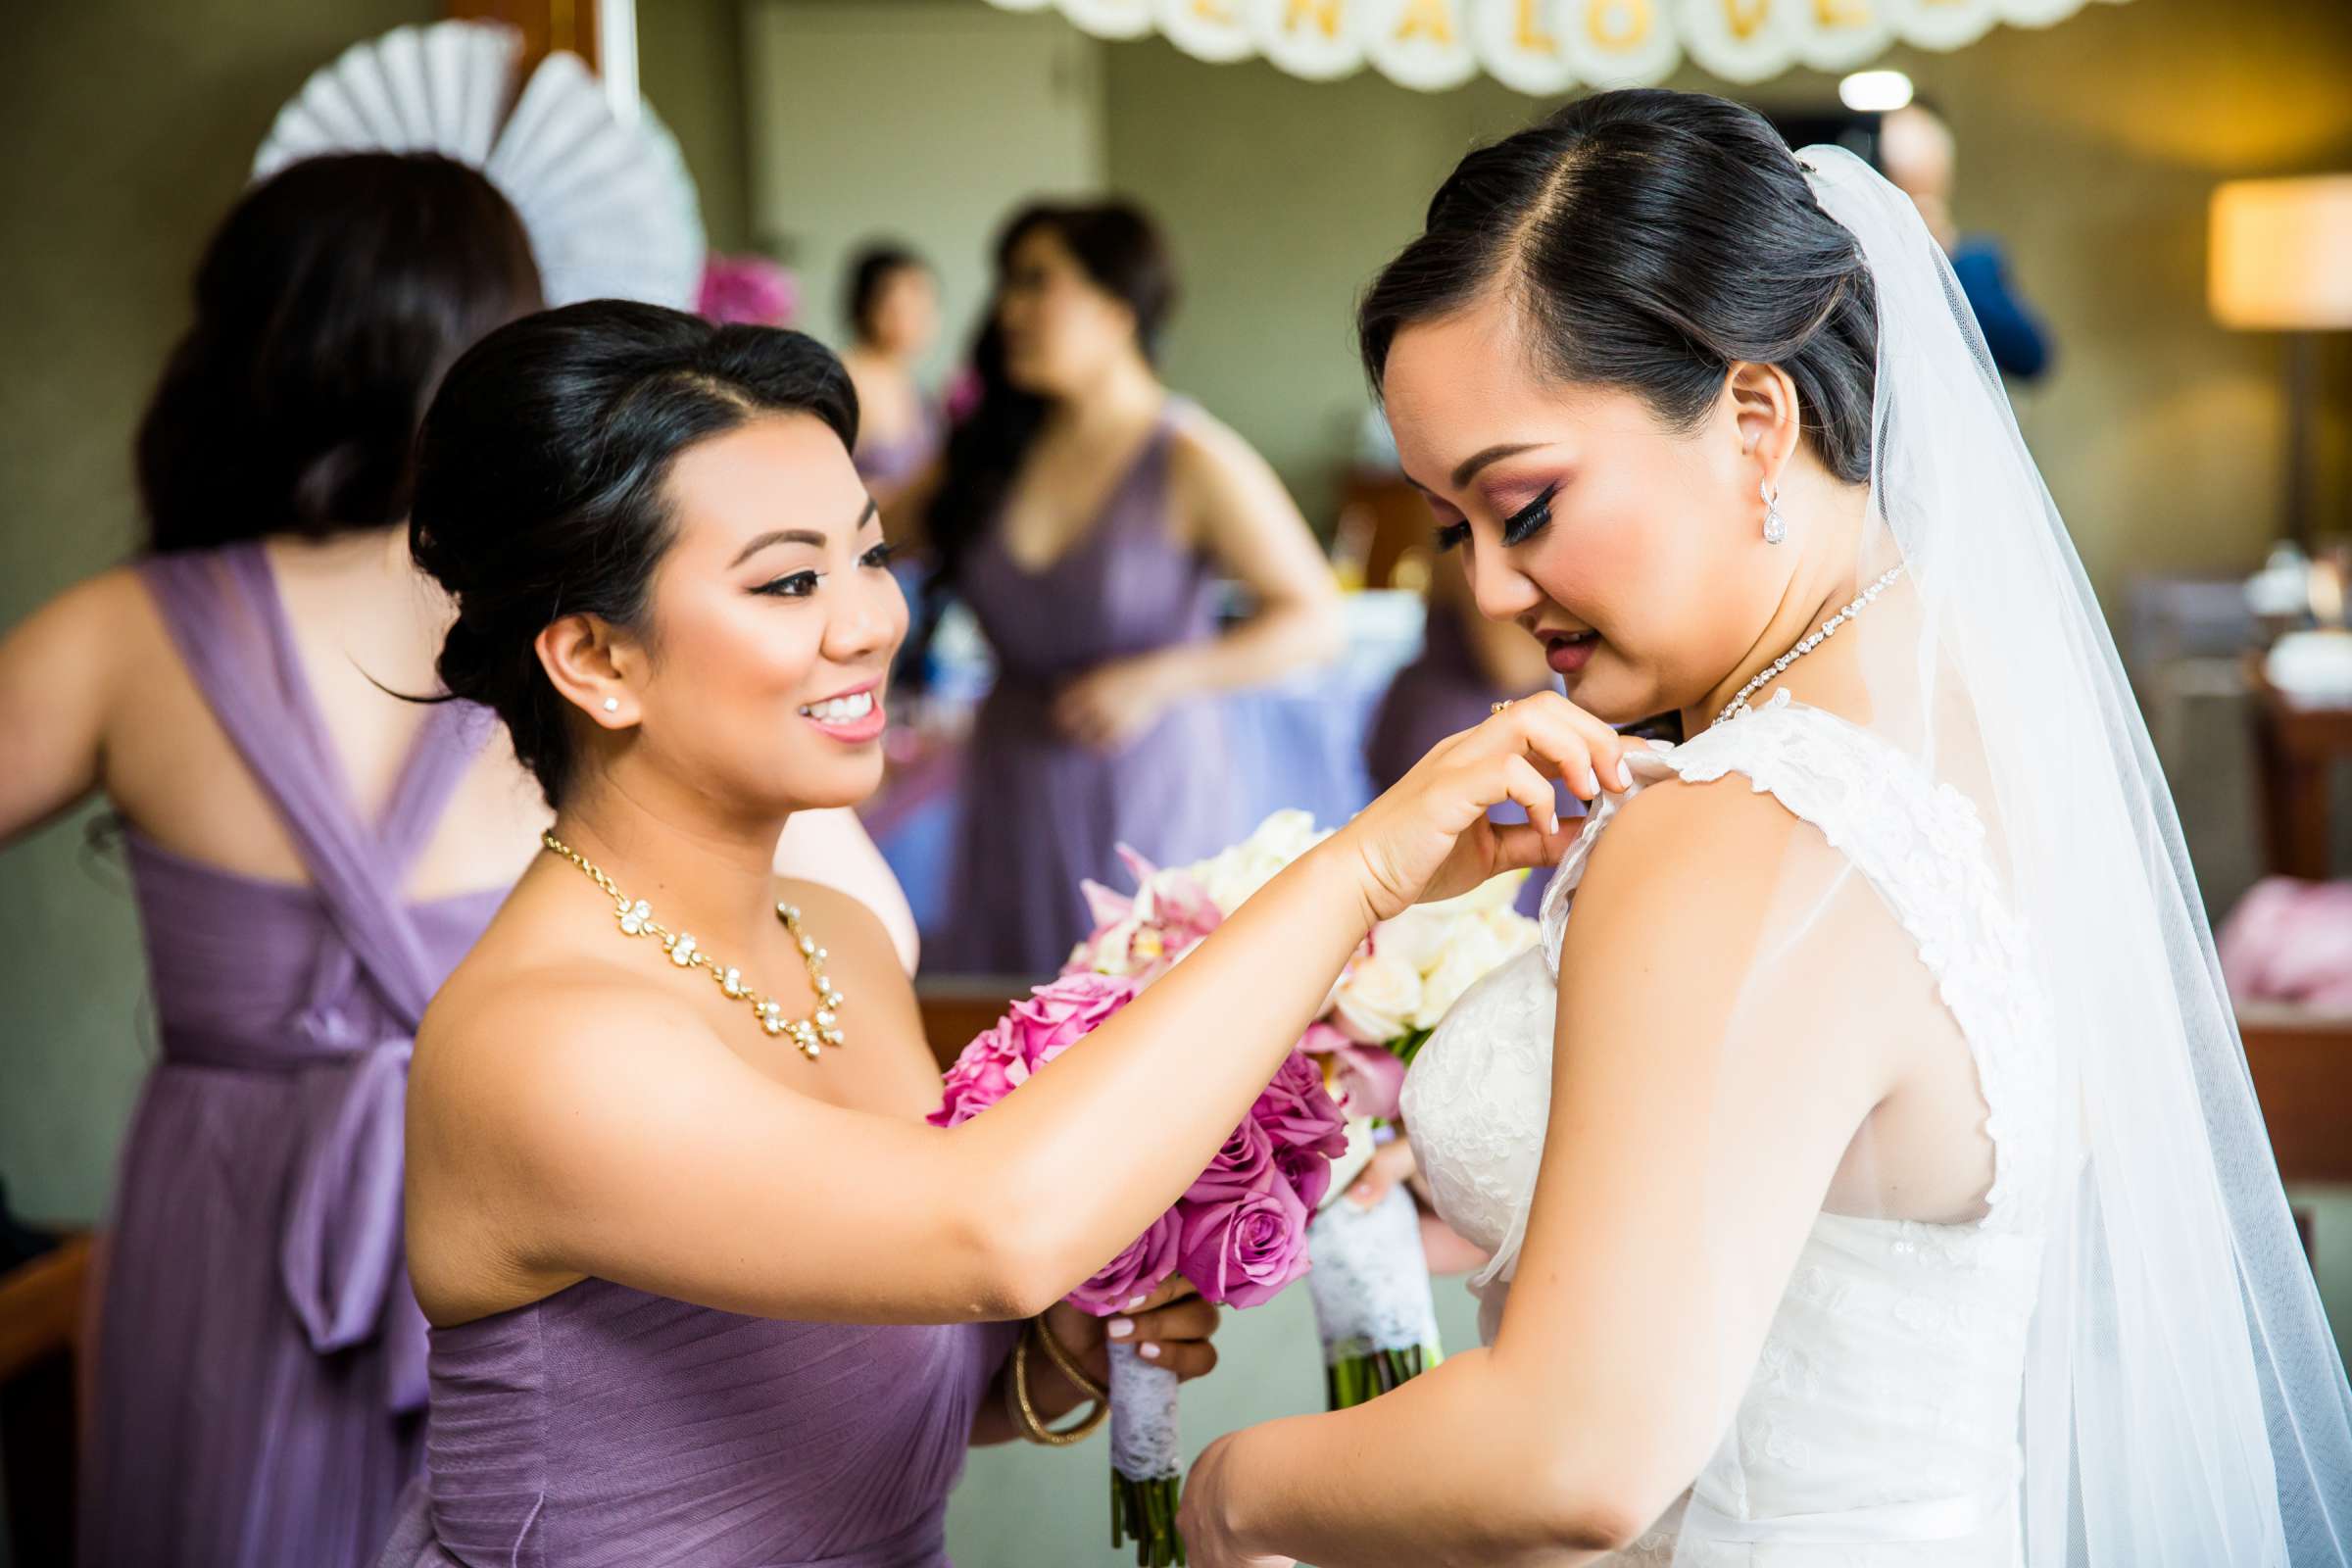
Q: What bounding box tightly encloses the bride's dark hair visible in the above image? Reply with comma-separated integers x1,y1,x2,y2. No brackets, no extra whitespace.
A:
1358,88,1879,485
410,300,858,806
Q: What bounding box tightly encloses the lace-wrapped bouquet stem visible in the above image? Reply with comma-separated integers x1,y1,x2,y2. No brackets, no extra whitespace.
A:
933,964,1346,1564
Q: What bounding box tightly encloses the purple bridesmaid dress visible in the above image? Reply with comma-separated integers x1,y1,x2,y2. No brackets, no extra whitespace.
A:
374,1283,1021,1567
931,409,1247,974
79,543,505,1567
853,399,942,492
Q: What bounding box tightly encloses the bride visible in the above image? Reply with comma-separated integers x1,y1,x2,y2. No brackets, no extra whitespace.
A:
1178,89,2352,1566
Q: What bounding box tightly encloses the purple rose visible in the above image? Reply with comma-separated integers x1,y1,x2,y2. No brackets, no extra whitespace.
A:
1178,1180,1312,1308
1183,1114,1275,1206
1006,972,1141,1068
930,1019,1029,1128
1251,1051,1349,1158
1273,1140,1333,1216
1066,1207,1183,1318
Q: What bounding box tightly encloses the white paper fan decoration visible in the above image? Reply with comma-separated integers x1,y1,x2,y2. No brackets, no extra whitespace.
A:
252,20,704,310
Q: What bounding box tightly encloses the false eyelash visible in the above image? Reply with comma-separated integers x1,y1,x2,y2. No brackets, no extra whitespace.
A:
862,541,896,568
1500,485,1557,548
755,571,819,598
1433,519,1472,553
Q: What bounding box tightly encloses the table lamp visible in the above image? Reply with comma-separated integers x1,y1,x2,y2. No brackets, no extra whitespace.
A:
2210,174,2352,551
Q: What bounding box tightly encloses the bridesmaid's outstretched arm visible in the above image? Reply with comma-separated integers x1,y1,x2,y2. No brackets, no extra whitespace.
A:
406,697,1621,1333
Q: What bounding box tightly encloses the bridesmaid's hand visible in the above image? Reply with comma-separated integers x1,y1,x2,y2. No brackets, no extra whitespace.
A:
1043,1277,1222,1395
1179,1434,1297,1568
1334,690,1626,924
1053,655,1176,752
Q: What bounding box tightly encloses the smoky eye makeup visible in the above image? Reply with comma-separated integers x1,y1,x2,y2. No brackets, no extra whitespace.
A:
1432,483,1558,554
1498,484,1558,548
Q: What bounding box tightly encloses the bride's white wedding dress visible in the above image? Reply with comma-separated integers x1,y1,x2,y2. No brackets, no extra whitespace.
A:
1391,143,2348,1568
1403,692,2058,1564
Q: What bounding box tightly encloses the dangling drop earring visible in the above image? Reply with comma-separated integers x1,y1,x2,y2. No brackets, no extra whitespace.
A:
1761,479,1788,545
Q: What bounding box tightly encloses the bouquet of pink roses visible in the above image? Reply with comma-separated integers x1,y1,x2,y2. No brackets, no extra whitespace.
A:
932,971,1345,1566
1072,811,1541,1410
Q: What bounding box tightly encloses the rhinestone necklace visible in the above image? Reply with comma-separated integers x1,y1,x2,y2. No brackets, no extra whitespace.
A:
540,831,846,1060
1711,565,1905,731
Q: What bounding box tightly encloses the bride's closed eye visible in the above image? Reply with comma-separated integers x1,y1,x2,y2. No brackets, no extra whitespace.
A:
1432,485,1557,554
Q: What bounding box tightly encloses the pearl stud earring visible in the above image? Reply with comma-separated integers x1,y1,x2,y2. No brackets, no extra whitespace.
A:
602,698,620,713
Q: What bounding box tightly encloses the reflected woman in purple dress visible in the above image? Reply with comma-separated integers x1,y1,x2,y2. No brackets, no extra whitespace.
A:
380,300,1604,1566
0,155,546,1567
910,203,1342,975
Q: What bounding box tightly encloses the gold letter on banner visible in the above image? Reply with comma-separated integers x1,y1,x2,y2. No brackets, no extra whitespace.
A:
1515,0,1557,49
1286,0,1346,36
1195,0,1234,18
1588,0,1652,48
1723,0,1772,39
1396,0,1458,43
1815,0,1869,25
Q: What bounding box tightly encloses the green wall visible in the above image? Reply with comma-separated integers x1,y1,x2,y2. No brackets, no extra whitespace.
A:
2,2,2348,1560
0,0,436,1228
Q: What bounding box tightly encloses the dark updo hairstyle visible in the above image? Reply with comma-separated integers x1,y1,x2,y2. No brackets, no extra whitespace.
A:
845,242,929,342
137,153,543,554
410,300,859,807
920,200,1176,620
1358,88,1879,485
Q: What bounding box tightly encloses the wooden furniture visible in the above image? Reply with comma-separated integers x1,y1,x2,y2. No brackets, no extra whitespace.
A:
2239,1005,2352,1188
915,977,1029,1074
445,0,602,72
2250,659,2352,880
1,1233,91,1567
1333,470,1433,592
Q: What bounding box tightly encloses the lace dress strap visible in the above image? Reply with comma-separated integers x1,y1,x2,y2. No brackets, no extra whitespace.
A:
1535,692,2051,1231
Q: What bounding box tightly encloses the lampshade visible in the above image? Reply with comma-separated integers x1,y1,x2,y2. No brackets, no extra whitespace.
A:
2210,175,2352,330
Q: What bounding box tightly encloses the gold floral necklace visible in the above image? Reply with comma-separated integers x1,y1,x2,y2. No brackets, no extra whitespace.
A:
540,831,846,1060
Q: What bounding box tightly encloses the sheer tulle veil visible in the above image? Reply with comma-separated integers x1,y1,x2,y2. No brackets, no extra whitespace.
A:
1799,143,2352,1563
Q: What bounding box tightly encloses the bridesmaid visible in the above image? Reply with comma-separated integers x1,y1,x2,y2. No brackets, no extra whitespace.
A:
841,242,944,505
0,154,545,1567
0,156,910,1567
378,300,1617,1566
913,201,1342,974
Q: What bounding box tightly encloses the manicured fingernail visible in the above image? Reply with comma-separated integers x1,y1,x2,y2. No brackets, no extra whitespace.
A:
1126,1293,1148,1310
1107,1318,1135,1340
1616,760,1635,791
1547,809,1561,836
1584,766,1600,797
1139,1343,1162,1360
1348,1182,1376,1209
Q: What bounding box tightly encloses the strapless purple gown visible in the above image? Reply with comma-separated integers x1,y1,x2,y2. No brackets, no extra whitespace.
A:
931,410,1247,974
374,1282,1021,1567
81,543,505,1567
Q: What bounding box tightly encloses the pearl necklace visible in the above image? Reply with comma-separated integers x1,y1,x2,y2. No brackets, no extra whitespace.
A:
1711,565,1905,731
540,832,846,1060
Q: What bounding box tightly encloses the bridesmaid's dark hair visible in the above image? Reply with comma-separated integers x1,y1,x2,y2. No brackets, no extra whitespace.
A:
1358,88,1879,485
845,242,928,342
137,153,543,553
923,200,1176,606
410,300,859,806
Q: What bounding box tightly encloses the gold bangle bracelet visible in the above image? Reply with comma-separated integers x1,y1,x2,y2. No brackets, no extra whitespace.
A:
1006,1321,1108,1446
1033,1311,1111,1404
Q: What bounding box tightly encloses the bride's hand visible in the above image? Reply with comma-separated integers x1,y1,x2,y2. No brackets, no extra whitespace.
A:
1334,691,1628,924
1180,1434,1296,1568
